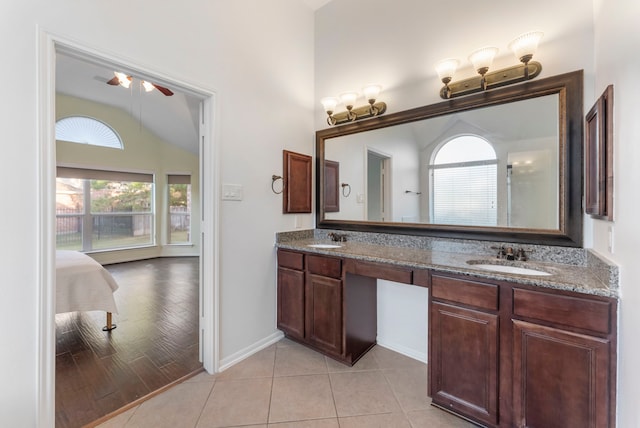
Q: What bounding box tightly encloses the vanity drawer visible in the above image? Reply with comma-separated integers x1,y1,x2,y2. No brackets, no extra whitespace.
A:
346,259,413,284
307,255,342,279
431,274,499,311
513,288,612,335
278,250,304,271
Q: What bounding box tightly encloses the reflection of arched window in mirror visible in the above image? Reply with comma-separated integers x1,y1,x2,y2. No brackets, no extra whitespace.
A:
430,135,497,226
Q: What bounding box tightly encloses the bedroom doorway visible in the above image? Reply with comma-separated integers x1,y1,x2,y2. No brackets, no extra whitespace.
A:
42,37,218,427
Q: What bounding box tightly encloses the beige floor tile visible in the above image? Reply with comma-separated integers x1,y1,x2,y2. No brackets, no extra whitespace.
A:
325,349,379,373
196,378,272,427
383,367,430,412
338,413,412,428
122,381,213,428
276,337,304,348
406,408,476,427
329,371,401,417
269,374,337,423
184,370,217,383
370,346,426,370
217,345,276,379
96,406,138,428
268,418,339,427
274,344,328,377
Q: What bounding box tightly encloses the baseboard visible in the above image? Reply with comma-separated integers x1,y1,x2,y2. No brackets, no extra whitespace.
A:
376,337,427,363
218,331,284,372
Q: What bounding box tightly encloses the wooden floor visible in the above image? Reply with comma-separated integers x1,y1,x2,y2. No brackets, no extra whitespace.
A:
55,257,201,428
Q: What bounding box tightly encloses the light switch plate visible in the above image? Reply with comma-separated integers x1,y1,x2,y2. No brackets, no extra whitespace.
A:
357,193,365,204
222,184,243,201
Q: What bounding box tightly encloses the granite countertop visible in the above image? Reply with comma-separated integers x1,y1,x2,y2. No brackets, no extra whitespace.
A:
276,238,618,298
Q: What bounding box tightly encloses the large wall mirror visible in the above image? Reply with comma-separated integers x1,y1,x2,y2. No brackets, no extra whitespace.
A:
316,70,583,247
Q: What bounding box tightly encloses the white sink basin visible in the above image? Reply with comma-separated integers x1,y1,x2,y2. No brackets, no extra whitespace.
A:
307,244,343,249
468,262,551,276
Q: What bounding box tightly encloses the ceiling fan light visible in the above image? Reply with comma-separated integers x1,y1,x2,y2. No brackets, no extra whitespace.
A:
142,81,155,92
114,72,132,89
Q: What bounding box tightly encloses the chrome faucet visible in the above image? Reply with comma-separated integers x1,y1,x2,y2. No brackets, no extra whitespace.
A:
328,232,347,242
491,245,527,261
514,248,528,261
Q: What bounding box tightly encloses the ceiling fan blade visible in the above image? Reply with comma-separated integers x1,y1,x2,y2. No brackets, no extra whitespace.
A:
153,84,174,96
106,76,120,85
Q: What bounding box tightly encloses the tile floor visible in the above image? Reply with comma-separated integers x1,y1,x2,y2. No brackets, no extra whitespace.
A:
97,338,476,428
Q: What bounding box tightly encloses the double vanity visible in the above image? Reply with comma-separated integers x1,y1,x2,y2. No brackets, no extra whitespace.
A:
276,68,618,426
275,230,618,428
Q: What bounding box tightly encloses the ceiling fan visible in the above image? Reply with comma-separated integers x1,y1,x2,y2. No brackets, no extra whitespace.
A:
106,72,174,96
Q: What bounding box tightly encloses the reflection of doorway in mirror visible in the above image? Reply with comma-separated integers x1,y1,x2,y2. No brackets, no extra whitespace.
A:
366,149,391,221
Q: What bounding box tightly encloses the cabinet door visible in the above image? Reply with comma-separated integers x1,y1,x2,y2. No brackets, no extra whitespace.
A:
277,267,305,340
306,273,342,356
512,320,611,428
430,301,499,425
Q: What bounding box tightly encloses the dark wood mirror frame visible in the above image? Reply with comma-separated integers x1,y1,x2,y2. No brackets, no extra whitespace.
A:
316,70,584,247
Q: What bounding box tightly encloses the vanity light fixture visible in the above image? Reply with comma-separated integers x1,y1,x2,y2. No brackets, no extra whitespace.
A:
436,31,543,99
321,85,387,126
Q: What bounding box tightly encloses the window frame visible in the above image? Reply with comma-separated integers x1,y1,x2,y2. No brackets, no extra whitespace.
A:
429,135,498,227
56,167,155,252
167,174,192,245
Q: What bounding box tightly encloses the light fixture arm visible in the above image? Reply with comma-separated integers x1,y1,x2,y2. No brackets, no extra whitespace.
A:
328,101,387,126
439,61,542,99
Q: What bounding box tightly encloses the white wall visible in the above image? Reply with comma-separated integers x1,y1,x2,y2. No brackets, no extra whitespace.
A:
0,1,314,426
315,0,594,128
591,1,640,426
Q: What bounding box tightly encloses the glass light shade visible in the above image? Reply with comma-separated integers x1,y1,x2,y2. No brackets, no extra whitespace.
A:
339,92,359,109
114,72,131,89
320,97,338,113
362,85,381,102
435,59,460,81
469,47,499,73
509,31,544,62
142,81,155,92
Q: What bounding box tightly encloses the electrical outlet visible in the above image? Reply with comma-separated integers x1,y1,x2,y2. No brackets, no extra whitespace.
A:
357,193,365,204
222,184,243,201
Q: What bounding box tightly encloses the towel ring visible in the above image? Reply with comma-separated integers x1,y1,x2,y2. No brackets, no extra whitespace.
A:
272,175,284,194
341,183,351,197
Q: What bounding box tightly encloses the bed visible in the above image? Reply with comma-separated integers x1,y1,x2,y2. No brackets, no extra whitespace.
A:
56,250,119,331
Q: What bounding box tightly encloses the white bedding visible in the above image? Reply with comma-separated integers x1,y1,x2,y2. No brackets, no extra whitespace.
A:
56,250,119,314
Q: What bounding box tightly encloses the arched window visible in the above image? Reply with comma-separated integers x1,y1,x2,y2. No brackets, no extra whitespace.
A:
55,116,123,149
430,135,497,226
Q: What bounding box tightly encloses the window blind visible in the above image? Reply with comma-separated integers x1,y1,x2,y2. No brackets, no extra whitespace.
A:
57,167,153,183
432,163,497,226
167,174,191,185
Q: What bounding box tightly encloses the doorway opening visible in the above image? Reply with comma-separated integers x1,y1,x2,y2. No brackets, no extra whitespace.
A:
366,149,391,221
38,33,218,427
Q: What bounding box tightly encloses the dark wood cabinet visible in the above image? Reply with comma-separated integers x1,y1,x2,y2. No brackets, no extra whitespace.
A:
277,266,305,340
305,273,342,355
283,150,312,213
512,320,611,428
511,287,616,428
429,274,499,426
428,273,617,428
277,249,617,427
277,250,376,365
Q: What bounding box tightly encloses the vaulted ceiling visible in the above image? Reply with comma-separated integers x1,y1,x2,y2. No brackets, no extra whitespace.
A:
55,1,334,155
